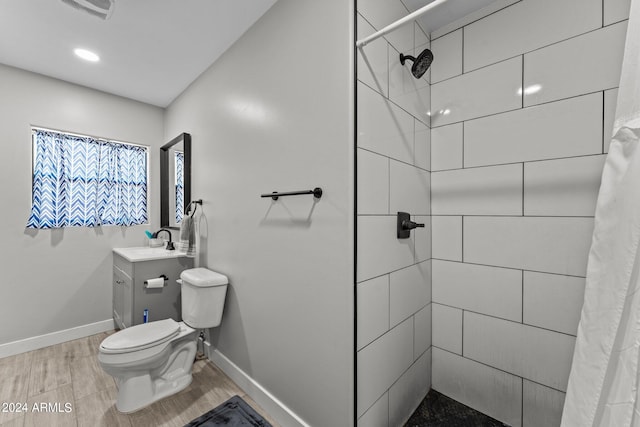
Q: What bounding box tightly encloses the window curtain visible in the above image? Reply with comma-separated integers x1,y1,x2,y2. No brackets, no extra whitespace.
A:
175,151,184,224
27,129,147,229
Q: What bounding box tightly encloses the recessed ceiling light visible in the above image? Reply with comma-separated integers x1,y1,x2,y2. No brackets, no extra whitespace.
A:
74,48,100,62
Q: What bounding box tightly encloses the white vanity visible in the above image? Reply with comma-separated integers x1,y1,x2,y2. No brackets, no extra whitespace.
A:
112,247,194,329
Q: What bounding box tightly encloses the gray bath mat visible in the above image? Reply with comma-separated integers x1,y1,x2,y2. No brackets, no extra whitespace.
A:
184,395,272,427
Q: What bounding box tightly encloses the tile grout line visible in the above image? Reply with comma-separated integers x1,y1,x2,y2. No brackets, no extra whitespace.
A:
522,270,525,324
427,151,606,173
522,162,525,216
430,86,618,130
521,378,524,427
435,346,569,395
602,90,606,153
521,54,525,109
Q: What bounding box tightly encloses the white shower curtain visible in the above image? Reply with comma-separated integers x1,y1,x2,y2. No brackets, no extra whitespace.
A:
561,1,640,425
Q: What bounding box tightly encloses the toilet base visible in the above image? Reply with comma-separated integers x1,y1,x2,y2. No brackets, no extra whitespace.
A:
116,371,194,413
104,332,198,413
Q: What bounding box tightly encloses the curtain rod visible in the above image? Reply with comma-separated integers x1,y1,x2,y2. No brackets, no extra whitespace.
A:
356,0,448,48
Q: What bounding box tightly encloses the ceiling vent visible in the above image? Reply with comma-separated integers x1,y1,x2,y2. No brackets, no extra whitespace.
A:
60,0,115,20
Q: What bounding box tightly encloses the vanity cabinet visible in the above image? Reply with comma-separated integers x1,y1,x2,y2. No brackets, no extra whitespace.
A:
112,250,193,329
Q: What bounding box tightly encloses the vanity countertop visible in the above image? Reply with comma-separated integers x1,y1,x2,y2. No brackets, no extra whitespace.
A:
113,246,188,262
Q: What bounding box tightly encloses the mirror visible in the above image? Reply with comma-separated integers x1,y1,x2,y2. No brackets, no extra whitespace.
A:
161,133,191,229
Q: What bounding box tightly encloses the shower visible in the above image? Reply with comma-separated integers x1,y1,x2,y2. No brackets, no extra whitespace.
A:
399,48,434,79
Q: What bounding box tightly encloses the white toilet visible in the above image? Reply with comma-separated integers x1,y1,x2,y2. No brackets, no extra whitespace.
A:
98,267,228,413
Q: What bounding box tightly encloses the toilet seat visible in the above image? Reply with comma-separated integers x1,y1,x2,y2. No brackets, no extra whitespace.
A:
100,318,180,354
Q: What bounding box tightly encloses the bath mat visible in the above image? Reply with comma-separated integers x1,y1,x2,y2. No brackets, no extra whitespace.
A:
184,395,272,427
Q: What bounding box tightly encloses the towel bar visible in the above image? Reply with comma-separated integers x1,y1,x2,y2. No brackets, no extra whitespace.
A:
261,187,323,201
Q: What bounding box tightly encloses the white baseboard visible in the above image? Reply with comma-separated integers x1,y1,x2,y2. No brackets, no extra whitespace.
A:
206,343,310,427
0,319,115,359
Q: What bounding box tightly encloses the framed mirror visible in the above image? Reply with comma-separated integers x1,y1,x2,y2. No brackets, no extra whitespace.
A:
160,133,191,229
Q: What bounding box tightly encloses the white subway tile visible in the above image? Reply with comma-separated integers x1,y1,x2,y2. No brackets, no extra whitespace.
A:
357,81,414,164
431,164,522,215
523,380,566,427
464,312,576,391
432,216,462,261
358,393,388,427
524,22,627,106
357,216,415,282
523,271,586,336
415,24,431,85
414,215,431,262
390,261,431,327
432,304,462,354
357,149,389,215
389,349,431,427
389,45,431,123
463,217,594,277
357,14,389,97
357,275,390,350
357,318,414,417
524,155,606,217
357,0,414,53
432,348,522,426
431,123,462,171
414,119,431,170
390,160,430,215
464,93,603,167
464,0,601,72
604,0,631,25
431,57,522,126
414,303,432,360
432,260,522,322
604,88,619,153
431,29,462,83
430,0,520,40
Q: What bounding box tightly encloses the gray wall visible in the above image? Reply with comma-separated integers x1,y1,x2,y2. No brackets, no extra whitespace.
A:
164,1,355,426
0,63,164,346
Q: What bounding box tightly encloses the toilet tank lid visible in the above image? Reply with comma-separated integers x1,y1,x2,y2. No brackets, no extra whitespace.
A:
180,268,228,287
100,319,180,353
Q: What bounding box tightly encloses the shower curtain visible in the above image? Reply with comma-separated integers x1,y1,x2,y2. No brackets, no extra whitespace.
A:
561,1,640,426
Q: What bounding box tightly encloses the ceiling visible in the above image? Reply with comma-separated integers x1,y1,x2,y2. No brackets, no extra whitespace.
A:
0,0,278,107
0,0,502,109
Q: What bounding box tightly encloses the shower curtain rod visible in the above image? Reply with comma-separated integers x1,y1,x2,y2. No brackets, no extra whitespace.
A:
356,0,448,48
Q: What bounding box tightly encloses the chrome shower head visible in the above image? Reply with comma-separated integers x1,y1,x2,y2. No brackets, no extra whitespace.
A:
399,48,434,79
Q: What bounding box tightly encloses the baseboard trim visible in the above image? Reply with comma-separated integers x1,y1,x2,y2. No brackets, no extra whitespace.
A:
0,319,115,358
206,343,310,427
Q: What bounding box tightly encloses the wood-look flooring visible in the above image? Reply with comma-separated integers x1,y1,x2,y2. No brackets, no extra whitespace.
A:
0,331,279,427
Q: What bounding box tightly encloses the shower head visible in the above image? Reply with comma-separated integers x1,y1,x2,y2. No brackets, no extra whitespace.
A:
399,49,434,79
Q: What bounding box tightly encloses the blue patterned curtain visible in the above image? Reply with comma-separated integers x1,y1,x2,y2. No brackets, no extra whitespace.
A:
175,151,184,224
27,129,147,229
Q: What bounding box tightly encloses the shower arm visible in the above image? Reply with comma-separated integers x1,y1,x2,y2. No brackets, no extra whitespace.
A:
356,0,448,48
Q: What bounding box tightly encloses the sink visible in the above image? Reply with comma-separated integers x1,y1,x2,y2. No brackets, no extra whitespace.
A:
113,246,187,262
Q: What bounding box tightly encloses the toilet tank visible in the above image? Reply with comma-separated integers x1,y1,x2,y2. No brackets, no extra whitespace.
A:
180,268,228,328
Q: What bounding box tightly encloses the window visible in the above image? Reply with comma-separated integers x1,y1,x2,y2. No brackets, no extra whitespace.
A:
27,128,148,229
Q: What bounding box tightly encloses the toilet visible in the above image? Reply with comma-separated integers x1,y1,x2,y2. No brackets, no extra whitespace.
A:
98,267,228,413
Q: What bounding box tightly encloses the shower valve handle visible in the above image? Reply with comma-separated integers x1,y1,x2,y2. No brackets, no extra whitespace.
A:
402,220,425,230
397,212,424,239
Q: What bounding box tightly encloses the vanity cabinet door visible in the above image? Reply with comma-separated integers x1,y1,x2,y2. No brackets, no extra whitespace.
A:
113,265,133,329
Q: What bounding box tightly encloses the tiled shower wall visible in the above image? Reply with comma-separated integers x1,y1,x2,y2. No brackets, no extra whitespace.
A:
429,0,629,426
355,0,432,425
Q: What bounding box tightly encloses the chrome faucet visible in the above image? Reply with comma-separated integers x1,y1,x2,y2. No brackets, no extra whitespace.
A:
153,228,175,250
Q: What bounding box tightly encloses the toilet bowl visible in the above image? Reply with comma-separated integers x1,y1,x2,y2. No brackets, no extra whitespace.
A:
98,268,228,413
